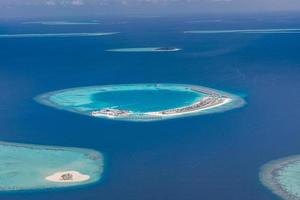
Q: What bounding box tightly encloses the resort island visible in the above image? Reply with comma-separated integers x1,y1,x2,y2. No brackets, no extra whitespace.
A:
260,155,300,200
91,86,232,120
36,84,245,122
0,141,103,191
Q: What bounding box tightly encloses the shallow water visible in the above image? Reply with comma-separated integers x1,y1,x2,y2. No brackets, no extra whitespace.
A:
38,84,205,113
0,142,103,191
91,89,201,112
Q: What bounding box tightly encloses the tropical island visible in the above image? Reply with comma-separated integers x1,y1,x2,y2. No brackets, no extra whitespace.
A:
260,155,300,200
0,141,103,191
46,171,90,183
36,84,245,122
91,86,232,119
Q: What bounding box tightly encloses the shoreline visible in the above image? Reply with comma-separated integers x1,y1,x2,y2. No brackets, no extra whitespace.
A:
146,96,232,117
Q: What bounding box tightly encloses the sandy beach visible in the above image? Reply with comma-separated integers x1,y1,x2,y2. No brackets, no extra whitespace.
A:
45,171,90,183
146,97,232,117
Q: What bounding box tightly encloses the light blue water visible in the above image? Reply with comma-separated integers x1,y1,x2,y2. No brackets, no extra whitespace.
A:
0,142,103,191
91,89,201,112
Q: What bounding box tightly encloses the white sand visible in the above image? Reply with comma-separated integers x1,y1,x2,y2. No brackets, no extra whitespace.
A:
91,97,232,119
146,97,232,117
45,171,90,183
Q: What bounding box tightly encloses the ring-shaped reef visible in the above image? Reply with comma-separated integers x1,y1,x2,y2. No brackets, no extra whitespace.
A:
107,47,181,52
36,84,245,122
0,141,103,191
260,155,300,200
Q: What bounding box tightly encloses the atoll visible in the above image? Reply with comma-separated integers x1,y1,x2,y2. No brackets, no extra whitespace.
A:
36,84,245,122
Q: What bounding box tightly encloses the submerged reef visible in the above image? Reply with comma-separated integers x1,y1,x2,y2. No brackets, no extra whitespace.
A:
260,155,300,200
0,141,103,191
36,84,245,122
184,29,300,34
0,32,118,38
22,21,100,25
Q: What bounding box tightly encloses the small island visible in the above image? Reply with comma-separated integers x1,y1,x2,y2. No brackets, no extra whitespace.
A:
154,47,181,51
36,84,244,122
260,155,300,200
46,171,90,183
0,141,103,191
107,47,181,52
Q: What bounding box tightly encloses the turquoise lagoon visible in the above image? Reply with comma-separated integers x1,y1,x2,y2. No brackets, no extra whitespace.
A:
260,155,300,200
36,84,244,121
0,142,103,191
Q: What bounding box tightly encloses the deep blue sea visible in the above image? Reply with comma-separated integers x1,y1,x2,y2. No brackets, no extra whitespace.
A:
1,14,300,200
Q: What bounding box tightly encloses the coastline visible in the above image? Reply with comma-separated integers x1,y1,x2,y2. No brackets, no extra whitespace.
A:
145,96,232,117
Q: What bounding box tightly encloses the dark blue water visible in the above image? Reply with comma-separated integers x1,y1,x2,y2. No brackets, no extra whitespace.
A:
1,14,300,200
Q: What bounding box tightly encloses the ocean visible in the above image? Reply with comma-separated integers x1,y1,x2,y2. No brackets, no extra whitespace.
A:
0,14,300,200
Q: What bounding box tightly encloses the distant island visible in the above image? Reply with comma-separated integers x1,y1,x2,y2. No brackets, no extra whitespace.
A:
153,47,181,51
0,141,103,191
260,155,300,200
36,84,245,122
107,47,181,52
